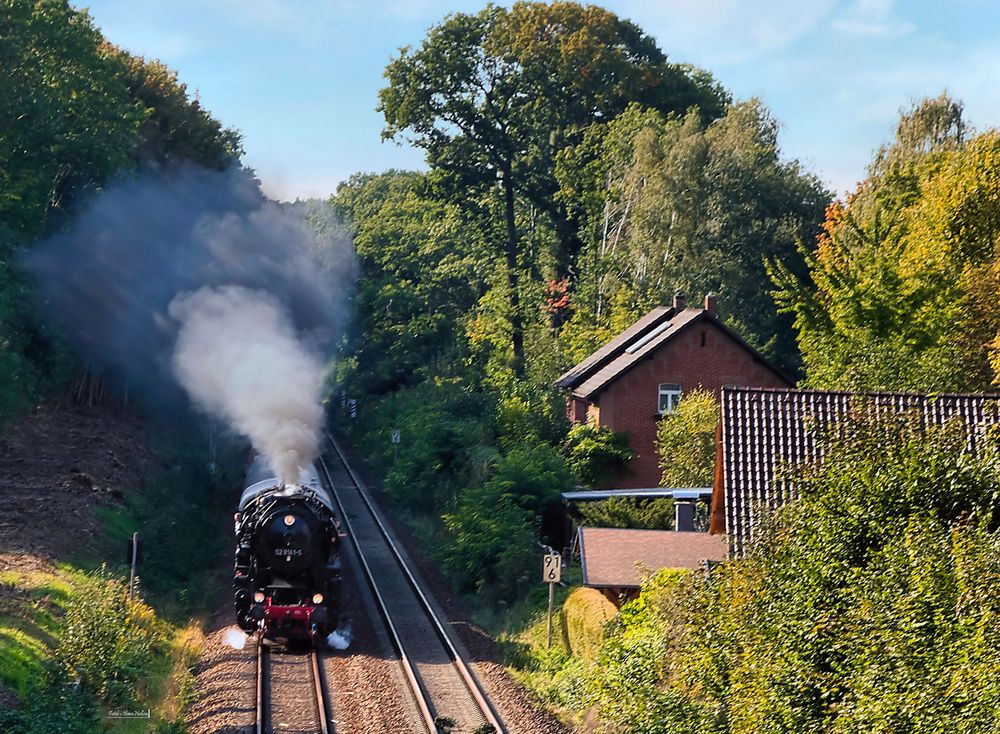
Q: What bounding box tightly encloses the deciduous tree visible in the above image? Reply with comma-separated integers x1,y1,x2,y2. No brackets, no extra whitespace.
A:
379,2,727,371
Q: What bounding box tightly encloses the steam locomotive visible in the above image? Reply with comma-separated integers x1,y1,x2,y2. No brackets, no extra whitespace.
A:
233,455,341,640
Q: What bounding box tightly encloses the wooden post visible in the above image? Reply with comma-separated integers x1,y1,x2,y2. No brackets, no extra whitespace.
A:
542,551,561,649
129,532,139,599
547,579,555,648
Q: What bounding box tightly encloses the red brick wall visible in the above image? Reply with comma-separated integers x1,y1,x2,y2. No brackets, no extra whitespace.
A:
568,396,588,423
592,319,790,488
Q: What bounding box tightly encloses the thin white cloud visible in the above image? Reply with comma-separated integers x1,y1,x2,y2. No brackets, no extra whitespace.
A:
832,0,916,38
612,0,836,66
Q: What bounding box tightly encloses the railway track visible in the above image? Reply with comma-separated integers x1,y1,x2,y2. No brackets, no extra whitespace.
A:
255,638,331,734
318,431,505,734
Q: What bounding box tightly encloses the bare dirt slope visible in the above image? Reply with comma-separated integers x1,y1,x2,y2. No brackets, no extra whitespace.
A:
0,401,154,572
0,399,156,711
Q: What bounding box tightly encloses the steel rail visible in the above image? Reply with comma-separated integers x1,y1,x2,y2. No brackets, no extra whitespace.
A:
317,455,439,734
310,650,331,734
255,639,332,734
323,431,506,734
256,637,264,734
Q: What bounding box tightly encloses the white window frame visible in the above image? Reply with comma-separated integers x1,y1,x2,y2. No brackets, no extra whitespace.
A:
658,383,682,415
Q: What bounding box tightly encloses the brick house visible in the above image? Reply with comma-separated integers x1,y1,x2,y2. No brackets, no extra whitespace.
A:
556,294,791,488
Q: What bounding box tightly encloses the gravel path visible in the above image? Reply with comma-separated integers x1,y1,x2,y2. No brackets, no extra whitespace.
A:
321,520,422,733
264,647,320,733
186,621,256,734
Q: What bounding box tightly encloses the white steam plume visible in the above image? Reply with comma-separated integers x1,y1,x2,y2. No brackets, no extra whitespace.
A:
169,285,324,483
326,625,351,650
222,626,248,650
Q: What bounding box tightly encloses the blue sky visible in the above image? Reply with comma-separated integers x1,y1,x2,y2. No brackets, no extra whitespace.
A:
77,0,1000,201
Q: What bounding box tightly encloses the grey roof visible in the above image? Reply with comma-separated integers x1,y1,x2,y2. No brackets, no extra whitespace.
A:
558,305,791,401
555,306,674,390
572,308,705,399
562,487,713,501
721,386,1000,557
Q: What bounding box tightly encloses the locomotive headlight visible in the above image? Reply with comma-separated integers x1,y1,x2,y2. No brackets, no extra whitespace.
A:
312,593,324,604
254,591,265,603
283,514,296,526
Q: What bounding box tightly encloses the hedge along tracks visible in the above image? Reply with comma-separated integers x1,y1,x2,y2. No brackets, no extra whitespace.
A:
256,636,332,734
319,431,506,734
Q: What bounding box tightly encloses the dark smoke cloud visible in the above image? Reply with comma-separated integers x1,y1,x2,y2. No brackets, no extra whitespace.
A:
24,164,355,478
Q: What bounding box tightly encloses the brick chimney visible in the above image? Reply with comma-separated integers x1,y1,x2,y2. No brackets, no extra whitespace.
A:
672,291,686,311
704,293,717,314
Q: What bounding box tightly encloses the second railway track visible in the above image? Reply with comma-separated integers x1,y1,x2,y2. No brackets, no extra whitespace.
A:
318,432,505,734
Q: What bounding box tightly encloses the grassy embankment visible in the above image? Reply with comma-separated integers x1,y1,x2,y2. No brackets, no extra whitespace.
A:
0,422,243,734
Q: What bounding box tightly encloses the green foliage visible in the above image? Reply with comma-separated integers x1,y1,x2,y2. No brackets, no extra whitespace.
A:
0,0,240,430
576,496,676,530
0,261,39,420
0,0,146,419
562,422,633,487
379,2,729,368
0,686,99,734
333,169,573,606
587,570,701,733
58,568,166,705
379,1,727,283
0,0,144,240
657,389,719,487
334,171,484,397
773,94,1000,392
529,417,1000,734
107,46,243,169
563,100,828,372
442,491,539,602
0,568,76,697
352,378,493,513
0,0,242,241
442,440,574,601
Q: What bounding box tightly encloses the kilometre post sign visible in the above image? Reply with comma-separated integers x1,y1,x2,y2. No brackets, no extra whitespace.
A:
543,552,561,583
543,551,561,648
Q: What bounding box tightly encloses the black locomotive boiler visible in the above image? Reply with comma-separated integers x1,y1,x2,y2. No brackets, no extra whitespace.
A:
233,455,341,640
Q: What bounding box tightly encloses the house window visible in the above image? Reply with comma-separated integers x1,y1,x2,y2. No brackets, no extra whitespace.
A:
658,383,682,414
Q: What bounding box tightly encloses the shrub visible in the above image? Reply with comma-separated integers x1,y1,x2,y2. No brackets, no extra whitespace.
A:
560,587,618,660
656,389,718,487
576,496,675,530
357,379,493,513
562,422,633,487
0,685,99,734
441,441,574,601
530,416,1000,734
57,568,165,705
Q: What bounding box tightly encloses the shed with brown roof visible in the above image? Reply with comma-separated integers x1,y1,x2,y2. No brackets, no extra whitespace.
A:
577,526,727,601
